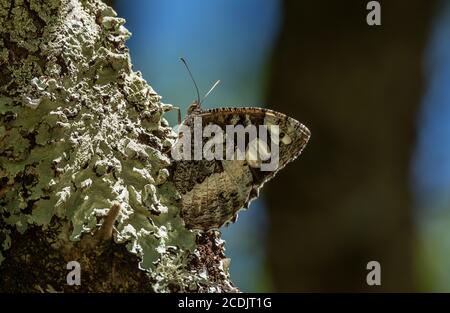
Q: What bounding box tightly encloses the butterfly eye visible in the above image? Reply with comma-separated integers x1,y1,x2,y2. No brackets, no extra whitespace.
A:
279,132,285,138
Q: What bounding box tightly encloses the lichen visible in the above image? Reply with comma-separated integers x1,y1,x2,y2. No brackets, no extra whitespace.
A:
0,0,234,292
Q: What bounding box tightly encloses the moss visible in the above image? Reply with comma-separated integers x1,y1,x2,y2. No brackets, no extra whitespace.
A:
0,0,235,292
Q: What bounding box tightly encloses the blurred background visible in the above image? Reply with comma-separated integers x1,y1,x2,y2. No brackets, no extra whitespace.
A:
111,0,450,292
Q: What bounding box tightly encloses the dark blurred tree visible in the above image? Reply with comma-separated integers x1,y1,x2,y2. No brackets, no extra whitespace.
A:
266,0,437,292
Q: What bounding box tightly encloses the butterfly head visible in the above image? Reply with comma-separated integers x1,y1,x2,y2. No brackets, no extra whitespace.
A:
187,100,202,115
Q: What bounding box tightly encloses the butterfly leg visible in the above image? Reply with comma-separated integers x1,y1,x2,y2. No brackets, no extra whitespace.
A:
161,103,182,127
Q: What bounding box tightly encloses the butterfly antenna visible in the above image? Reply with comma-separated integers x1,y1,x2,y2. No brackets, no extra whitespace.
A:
200,80,220,105
179,57,201,105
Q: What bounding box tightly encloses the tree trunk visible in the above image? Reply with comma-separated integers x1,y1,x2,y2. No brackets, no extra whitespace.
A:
0,0,235,293
266,0,436,292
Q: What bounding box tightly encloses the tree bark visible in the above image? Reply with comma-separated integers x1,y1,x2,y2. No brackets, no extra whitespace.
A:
266,0,436,292
0,0,235,292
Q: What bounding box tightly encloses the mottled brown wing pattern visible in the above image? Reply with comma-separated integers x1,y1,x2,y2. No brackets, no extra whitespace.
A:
172,107,310,230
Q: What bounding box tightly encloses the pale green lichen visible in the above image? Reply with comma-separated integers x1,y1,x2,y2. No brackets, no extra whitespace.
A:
0,0,234,292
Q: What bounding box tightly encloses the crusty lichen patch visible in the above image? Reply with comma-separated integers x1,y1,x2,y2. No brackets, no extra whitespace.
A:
0,0,234,292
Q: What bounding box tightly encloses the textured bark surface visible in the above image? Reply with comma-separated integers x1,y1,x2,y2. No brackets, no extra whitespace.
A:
0,0,235,292
266,1,436,292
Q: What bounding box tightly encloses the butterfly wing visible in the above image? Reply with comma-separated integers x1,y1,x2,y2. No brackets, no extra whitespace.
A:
172,107,310,230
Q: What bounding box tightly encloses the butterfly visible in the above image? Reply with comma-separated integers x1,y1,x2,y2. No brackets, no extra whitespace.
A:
169,59,310,231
